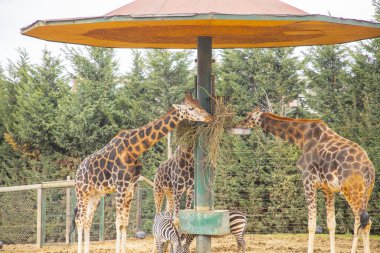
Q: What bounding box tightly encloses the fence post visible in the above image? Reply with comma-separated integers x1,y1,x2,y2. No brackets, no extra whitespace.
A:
99,196,105,241
135,183,142,233
70,187,76,243
65,176,71,244
37,187,46,248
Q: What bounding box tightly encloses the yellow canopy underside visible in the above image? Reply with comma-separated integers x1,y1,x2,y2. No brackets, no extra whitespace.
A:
23,18,380,49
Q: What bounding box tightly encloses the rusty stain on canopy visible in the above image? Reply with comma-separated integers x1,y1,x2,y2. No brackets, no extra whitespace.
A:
21,0,380,49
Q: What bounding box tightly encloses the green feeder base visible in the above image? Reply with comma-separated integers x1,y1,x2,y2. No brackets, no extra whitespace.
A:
179,209,230,235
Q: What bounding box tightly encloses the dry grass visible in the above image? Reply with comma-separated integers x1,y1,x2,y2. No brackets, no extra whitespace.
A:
175,97,235,169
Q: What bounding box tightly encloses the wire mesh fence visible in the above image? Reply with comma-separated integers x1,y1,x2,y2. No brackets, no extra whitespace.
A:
0,180,155,246
0,169,378,246
0,190,37,244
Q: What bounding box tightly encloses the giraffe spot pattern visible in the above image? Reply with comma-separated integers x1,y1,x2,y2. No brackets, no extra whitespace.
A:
247,111,376,239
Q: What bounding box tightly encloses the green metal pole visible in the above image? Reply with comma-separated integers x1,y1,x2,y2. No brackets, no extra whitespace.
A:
195,36,213,253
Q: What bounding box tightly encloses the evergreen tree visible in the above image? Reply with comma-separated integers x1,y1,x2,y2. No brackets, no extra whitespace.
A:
302,45,350,124
217,48,303,116
145,49,193,110
117,49,153,128
53,47,122,156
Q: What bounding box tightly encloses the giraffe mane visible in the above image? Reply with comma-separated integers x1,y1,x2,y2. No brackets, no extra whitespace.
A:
264,112,324,123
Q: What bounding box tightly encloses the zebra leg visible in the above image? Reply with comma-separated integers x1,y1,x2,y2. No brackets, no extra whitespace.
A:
237,239,246,253
183,234,195,253
229,211,247,253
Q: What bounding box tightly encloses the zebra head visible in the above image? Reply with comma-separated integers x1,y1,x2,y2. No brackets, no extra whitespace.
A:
159,211,173,221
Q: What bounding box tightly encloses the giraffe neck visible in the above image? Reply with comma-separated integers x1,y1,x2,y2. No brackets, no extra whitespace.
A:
259,113,325,148
123,108,181,158
174,145,194,157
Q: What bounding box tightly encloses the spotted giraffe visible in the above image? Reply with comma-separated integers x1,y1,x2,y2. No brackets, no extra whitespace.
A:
237,108,375,253
74,93,212,253
154,144,194,218
153,144,248,253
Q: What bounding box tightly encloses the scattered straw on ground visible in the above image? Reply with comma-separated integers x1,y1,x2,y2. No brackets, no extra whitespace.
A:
3,234,380,253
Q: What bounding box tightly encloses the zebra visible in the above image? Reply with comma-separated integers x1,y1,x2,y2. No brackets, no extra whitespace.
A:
153,211,185,253
182,210,247,253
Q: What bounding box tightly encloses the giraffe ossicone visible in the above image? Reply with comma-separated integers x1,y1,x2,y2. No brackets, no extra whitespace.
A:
74,93,212,253
237,108,375,253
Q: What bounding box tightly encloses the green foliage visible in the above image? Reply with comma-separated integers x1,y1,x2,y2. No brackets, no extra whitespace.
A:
302,45,351,123
216,48,303,116
0,38,379,237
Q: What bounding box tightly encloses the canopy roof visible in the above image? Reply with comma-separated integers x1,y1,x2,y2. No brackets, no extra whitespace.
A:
22,0,380,49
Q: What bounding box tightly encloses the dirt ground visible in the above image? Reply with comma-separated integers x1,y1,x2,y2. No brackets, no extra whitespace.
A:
2,234,379,253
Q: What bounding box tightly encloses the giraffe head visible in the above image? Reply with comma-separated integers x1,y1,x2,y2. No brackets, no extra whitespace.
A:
173,93,213,123
236,107,263,128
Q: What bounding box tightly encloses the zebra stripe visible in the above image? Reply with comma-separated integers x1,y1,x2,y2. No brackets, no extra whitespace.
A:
182,210,247,253
153,211,184,253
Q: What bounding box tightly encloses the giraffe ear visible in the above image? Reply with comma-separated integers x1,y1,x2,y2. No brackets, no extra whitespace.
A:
172,104,181,110
185,92,193,100
253,106,261,112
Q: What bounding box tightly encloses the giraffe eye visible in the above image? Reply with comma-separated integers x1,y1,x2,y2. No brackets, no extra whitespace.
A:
189,108,195,111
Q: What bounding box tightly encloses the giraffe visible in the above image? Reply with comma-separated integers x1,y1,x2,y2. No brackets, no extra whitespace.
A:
74,93,213,253
153,143,248,253
236,108,375,253
154,144,194,219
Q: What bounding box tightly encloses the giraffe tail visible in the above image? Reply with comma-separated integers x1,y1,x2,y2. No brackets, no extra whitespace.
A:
70,207,78,236
356,210,369,235
360,210,369,229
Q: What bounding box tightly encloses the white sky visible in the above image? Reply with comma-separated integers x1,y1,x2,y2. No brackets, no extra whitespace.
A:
0,0,377,71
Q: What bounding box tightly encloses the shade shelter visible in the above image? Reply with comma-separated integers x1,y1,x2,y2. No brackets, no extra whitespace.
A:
22,0,380,252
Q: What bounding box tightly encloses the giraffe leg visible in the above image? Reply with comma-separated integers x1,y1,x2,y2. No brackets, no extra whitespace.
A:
362,219,372,253
350,213,360,253
152,238,157,253
77,224,83,253
75,195,89,253
304,182,317,253
154,188,165,214
361,186,373,253
116,218,121,253
323,190,336,253
341,181,371,253
173,186,185,218
185,184,194,210
165,190,174,213
116,185,135,253
84,195,102,253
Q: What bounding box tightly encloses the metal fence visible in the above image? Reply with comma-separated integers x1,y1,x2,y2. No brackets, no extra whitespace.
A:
0,177,154,247
0,176,379,247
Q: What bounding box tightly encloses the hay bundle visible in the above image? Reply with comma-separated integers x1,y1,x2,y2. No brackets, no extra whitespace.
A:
175,97,235,169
